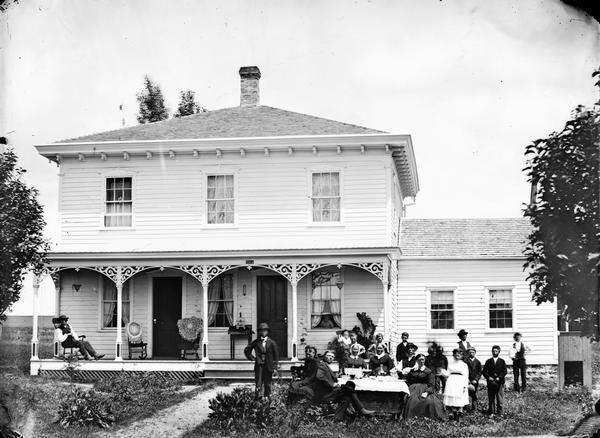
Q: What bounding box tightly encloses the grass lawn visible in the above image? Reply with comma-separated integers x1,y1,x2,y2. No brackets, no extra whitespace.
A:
0,372,212,437
185,379,594,438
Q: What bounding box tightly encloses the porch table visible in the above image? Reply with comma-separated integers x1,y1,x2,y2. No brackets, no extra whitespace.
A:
338,375,409,417
228,325,253,360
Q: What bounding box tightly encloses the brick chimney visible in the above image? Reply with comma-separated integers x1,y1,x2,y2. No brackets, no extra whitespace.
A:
239,66,261,107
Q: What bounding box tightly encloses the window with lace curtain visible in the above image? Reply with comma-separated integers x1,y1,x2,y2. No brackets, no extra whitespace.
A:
207,175,234,224
104,177,132,227
311,172,340,222
310,270,342,329
207,274,234,327
101,276,130,328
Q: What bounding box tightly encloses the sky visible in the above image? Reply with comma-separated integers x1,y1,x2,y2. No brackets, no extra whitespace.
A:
1,0,599,314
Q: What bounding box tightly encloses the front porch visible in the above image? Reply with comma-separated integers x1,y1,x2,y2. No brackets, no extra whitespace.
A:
31,357,301,381
29,249,397,375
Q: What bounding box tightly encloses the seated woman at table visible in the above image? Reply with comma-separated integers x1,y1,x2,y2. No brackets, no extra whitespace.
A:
397,343,418,379
443,348,470,421
346,344,368,370
403,354,448,420
369,344,396,375
349,331,367,358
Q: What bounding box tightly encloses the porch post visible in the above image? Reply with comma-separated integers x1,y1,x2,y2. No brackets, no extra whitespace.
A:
382,279,390,348
291,268,299,361
201,278,210,361
31,274,40,360
114,267,123,361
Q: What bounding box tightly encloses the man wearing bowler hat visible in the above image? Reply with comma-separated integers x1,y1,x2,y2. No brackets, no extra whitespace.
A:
244,322,279,398
457,329,472,356
56,315,105,360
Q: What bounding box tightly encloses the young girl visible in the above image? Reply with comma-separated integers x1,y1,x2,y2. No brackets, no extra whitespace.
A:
443,348,469,420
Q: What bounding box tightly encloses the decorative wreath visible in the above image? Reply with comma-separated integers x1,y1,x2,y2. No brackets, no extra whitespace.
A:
177,316,202,342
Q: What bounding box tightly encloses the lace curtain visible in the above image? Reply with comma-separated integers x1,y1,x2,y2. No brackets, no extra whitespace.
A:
311,271,342,328
102,277,130,328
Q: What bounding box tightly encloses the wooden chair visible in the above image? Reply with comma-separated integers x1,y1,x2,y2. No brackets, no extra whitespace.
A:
126,322,148,359
177,317,202,360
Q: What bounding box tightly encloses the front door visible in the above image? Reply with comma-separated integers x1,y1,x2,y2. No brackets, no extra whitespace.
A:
152,277,182,357
257,276,288,358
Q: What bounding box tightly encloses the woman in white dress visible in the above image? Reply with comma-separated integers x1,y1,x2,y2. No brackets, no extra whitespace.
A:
443,348,469,420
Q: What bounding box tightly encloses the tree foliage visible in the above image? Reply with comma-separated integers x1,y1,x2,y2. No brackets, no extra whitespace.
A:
0,149,49,322
173,90,206,118
523,69,600,337
136,75,169,124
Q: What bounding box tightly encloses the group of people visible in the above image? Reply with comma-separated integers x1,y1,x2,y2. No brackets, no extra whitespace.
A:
245,322,532,421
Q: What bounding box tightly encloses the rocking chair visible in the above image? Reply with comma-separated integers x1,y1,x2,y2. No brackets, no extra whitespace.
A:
126,322,148,359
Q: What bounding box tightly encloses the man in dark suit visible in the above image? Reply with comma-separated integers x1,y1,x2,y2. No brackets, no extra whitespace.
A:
457,329,472,356
482,345,507,416
464,346,482,411
244,322,279,398
396,332,410,363
310,350,374,419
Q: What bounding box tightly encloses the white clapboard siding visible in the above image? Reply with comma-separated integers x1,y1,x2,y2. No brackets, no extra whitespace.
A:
393,259,557,365
57,151,396,252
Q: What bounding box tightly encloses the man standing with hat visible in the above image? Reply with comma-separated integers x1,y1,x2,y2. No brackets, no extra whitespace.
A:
464,347,482,411
244,322,279,398
457,329,472,356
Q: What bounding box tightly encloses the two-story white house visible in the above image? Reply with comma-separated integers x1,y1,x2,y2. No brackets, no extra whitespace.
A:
30,66,557,379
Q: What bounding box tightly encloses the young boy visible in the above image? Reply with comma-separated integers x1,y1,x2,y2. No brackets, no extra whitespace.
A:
482,345,507,416
464,347,482,411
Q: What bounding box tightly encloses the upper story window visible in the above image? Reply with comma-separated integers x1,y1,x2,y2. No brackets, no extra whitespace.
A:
310,270,342,329
489,289,513,329
207,175,234,224
430,290,454,330
311,172,340,222
105,177,132,227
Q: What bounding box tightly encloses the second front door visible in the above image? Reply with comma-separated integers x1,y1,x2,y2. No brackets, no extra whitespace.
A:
257,276,288,358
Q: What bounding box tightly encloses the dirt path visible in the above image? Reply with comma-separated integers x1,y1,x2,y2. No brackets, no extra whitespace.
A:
95,383,244,438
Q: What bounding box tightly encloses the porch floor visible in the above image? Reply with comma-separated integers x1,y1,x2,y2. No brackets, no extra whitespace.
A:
31,358,300,381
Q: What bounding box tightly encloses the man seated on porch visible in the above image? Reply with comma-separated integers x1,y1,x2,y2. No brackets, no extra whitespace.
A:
369,344,396,376
367,332,388,355
310,350,375,420
56,315,105,360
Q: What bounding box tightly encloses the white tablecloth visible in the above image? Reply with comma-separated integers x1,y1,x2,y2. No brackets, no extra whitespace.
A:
338,376,410,394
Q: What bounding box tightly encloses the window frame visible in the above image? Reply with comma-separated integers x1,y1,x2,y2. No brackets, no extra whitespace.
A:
485,286,515,332
307,268,345,331
203,172,238,227
100,172,135,230
98,275,134,331
307,169,344,226
426,287,456,333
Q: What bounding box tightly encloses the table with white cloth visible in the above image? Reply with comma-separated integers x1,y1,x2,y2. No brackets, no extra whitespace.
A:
338,376,410,416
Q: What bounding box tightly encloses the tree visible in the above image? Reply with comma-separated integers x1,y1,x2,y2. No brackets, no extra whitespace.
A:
173,90,207,118
0,148,49,322
523,69,600,338
136,75,169,124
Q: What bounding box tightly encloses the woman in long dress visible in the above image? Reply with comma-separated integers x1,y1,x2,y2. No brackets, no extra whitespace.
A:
403,354,448,420
443,348,470,420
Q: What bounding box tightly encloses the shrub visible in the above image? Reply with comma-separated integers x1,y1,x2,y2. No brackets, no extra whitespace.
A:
94,372,180,421
55,387,114,428
206,384,288,433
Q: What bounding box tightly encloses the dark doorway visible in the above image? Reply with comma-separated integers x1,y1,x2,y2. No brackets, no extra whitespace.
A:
152,277,182,358
257,276,288,358
564,361,584,386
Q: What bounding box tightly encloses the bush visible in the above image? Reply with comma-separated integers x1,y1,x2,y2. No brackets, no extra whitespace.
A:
206,384,288,433
55,387,114,428
94,372,180,421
